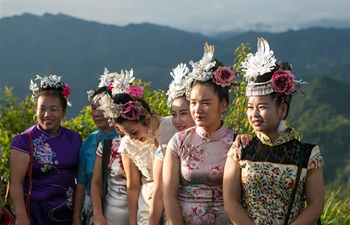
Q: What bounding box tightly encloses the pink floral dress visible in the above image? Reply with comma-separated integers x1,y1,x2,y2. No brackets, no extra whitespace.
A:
168,124,235,225
227,130,325,224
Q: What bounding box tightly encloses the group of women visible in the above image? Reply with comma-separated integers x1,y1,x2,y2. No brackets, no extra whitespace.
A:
7,38,324,225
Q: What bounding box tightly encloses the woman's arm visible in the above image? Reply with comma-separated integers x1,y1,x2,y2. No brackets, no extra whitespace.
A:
9,149,31,225
163,150,183,225
122,153,141,225
72,184,85,225
223,156,255,225
90,156,107,225
290,169,324,225
149,157,164,225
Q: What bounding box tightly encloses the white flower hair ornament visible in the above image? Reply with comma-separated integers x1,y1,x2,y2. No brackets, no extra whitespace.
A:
242,38,307,97
186,42,236,98
87,68,119,101
111,68,135,96
166,63,189,106
29,74,72,106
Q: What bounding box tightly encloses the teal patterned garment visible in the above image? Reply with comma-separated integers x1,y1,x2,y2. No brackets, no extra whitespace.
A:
228,130,325,225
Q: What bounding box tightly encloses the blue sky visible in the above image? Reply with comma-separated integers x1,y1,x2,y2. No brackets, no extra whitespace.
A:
1,0,349,35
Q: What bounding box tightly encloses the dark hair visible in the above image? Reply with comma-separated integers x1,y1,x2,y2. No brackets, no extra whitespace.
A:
113,93,152,126
37,87,67,109
91,86,112,100
192,80,229,103
261,61,293,119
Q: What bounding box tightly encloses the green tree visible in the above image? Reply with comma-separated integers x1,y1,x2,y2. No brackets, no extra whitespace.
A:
0,87,35,187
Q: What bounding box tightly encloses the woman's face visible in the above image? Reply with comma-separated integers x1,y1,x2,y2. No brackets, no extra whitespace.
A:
91,97,110,131
36,95,66,133
117,120,149,142
171,97,195,131
189,83,227,134
247,95,285,139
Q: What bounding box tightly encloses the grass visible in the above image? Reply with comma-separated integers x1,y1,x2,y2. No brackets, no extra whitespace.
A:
321,186,350,224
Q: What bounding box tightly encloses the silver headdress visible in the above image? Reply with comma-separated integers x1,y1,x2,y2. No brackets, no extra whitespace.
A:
186,42,236,98
87,68,118,101
187,42,216,85
97,68,140,126
242,38,306,96
166,63,189,106
111,69,135,96
29,74,72,106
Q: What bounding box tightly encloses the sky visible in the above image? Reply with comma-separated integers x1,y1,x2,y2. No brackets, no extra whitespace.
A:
1,0,350,35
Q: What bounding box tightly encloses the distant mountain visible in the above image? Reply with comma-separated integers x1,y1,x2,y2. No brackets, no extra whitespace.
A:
211,18,350,39
288,76,350,185
1,13,349,118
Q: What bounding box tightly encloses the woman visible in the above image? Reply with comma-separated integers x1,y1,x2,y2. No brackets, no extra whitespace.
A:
10,75,82,225
73,68,118,225
223,38,324,225
152,63,196,224
90,123,126,225
167,63,195,132
90,69,143,225
163,43,236,225
98,89,177,225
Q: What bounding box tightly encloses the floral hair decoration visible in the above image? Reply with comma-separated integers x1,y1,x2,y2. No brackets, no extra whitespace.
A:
96,68,146,126
29,74,72,106
166,63,189,106
186,42,235,98
87,68,143,102
98,96,149,123
87,68,117,101
242,38,306,96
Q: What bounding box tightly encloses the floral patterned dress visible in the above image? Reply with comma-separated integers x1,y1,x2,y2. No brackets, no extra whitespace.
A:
11,124,81,225
118,116,177,224
227,130,325,225
167,124,235,225
96,137,128,224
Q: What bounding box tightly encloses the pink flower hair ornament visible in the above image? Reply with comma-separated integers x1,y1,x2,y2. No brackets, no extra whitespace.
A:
213,67,235,87
120,101,142,120
126,85,143,98
62,84,71,98
271,70,295,95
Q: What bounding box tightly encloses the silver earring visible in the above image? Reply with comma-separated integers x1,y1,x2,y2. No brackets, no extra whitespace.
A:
33,114,37,122
148,126,152,134
277,120,287,134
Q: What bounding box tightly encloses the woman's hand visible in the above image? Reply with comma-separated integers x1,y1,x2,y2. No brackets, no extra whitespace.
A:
15,214,30,225
72,217,83,225
234,134,253,148
93,214,108,225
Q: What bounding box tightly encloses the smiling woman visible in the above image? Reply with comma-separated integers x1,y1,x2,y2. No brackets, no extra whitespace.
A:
98,71,178,224
9,75,82,225
223,38,324,225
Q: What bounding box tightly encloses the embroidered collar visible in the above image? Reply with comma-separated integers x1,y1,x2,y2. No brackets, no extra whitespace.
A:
257,129,294,146
36,123,62,137
196,122,227,141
